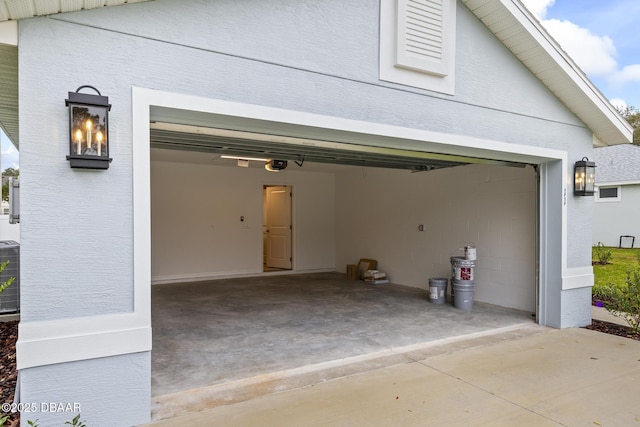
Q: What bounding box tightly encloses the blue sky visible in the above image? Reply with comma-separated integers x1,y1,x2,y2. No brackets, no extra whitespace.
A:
0,130,18,172
2,0,639,172
521,0,640,110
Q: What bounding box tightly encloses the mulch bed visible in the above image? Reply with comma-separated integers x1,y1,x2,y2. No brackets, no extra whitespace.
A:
590,295,640,341
586,319,640,341
0,320,18,426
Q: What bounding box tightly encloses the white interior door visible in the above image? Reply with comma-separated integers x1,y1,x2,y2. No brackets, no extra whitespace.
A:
265,186,292,269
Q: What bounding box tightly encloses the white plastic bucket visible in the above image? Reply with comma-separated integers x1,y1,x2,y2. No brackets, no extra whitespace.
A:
464,245,476,261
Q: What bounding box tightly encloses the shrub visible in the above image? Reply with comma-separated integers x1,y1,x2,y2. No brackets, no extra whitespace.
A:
593,242,613,265
0,260,14,294
606,269,640,334
592,284,615,306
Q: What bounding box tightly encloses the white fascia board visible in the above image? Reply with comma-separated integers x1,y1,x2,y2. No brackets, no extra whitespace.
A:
596,180,640,187
0,20,17,45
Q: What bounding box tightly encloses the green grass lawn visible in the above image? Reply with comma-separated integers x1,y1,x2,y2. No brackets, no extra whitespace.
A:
592,246,640,291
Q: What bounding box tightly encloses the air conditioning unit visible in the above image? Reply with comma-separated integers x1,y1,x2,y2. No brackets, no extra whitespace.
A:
0,240,19,314
8,177,19,224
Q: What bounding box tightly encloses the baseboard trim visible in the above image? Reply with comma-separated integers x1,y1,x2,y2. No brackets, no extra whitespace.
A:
151,268,337,285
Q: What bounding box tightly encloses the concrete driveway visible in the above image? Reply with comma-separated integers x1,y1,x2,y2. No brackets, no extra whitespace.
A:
144,324,640,426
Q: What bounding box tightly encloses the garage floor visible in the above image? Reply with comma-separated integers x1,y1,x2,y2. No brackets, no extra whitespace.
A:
151,272,534,398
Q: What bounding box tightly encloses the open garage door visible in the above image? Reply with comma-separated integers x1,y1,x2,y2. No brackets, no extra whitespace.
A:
149,122,526,172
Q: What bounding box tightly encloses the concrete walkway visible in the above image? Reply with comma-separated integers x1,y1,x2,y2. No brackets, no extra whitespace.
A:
143,325,640,426
592,305,630,326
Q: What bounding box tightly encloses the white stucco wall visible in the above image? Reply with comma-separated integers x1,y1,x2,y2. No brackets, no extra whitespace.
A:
15,0,596,424
19,352,150,427
593,184,640,247
151,160,336,282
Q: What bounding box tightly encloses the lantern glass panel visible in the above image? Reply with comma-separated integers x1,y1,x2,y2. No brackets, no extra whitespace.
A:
574,160,596,196
585,166,595,193
574,165,586,193
71,105,108,157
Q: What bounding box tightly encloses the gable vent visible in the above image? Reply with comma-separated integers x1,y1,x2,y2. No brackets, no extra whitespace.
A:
396,0,450,76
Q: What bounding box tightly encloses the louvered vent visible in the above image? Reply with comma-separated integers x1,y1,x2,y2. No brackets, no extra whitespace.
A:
396,0,449,76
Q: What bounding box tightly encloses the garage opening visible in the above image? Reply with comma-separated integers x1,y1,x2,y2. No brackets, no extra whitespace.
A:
148,120,539,417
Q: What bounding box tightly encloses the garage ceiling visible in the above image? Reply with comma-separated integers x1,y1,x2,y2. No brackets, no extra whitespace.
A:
150,122,527,172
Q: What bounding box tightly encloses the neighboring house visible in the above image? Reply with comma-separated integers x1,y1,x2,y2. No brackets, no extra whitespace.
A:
0,0,633,425
593,144,640,247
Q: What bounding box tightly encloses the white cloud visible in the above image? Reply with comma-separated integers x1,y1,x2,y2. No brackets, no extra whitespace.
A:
2,142,16,156
522,0,618,76
613,64,640,85
542,19,618,76
521,0,640,107
609,98,628,110
520,0,555,20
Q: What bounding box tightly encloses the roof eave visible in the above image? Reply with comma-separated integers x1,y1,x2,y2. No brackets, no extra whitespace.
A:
0,0,152,22
462,0,633,147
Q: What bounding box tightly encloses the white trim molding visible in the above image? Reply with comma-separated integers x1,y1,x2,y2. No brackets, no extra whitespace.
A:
562,266,594,290
151,268,336,286
17,314,151,370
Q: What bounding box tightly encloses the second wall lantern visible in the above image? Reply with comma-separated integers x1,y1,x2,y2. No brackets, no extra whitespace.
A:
574,157,596,196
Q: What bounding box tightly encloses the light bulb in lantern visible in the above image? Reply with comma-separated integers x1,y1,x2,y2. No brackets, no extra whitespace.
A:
86,119,93,149
75,129,82,155
96,131,103,156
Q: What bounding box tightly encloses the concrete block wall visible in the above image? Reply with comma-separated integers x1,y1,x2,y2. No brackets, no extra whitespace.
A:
336,163,537,312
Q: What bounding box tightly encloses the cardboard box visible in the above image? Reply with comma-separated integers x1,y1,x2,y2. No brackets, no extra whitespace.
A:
357,259,378,279
346,264,359,280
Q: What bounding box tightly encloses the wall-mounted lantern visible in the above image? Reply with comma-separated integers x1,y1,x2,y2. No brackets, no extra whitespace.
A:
65,85,112,169
574,157,596,196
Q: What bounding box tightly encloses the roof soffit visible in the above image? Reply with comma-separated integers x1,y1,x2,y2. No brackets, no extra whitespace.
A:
461,0,633,146
0,0,152,22
0,43,17,148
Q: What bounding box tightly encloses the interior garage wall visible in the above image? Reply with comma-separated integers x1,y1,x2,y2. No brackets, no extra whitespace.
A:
151,159,336,283
336,163,536,312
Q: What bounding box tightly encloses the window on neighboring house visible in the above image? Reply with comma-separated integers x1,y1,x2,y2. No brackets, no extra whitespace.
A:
595,186,621,202
380,0,457,94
